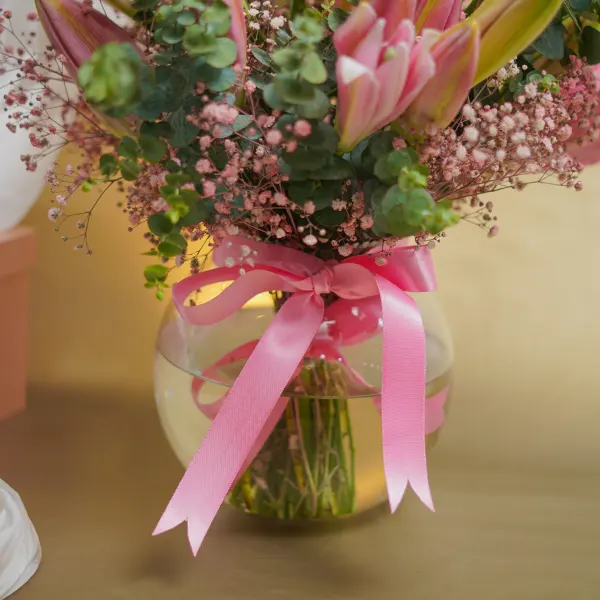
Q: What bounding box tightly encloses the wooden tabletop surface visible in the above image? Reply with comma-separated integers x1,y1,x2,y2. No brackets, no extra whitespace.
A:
2,388,599,600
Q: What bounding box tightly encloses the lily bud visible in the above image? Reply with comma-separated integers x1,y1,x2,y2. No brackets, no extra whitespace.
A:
469,0,563,84
403,20,480,129
416,0,462,33
35,0,138,81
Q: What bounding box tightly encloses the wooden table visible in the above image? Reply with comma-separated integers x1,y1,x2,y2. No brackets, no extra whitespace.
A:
2,388,599,600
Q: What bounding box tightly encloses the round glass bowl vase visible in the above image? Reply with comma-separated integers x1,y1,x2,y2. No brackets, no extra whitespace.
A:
154,288,453,522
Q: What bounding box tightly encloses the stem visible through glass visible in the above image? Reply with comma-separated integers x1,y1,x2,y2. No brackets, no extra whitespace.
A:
228,293,357,519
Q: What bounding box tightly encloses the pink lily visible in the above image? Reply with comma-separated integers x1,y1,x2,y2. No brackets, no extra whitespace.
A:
402,20,480,129
35,0,140,137
224,0,247,69
567,64,600,166
334,2,437,152
415,0,463,32
334,0,461,32
35,0,138,82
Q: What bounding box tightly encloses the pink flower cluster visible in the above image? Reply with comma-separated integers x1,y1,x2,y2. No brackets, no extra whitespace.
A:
419,62,592,235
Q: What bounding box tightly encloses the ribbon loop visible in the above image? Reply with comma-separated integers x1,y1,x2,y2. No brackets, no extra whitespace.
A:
154,237,437,554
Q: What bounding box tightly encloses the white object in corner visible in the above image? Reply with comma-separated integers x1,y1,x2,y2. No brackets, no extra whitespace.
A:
0,0,54,231
0,480,41,599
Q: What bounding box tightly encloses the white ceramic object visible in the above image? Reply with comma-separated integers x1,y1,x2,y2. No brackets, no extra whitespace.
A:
0,480,41,599
0,0,54,231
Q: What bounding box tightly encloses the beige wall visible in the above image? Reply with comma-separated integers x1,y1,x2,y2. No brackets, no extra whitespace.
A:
22,161,600,472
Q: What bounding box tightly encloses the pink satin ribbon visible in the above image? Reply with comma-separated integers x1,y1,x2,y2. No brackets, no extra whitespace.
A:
190,339,449,448
154,236,437,554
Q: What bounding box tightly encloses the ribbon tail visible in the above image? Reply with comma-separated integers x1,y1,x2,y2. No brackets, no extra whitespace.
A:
153,292,325,555
376,275,434,514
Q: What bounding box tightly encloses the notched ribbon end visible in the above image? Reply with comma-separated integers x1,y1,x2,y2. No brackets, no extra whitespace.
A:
387,476,435,514
153,512,205,556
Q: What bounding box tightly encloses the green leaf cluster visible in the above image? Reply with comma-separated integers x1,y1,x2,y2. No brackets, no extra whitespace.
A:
263,15,332,120
149,0,238,68
351,135,459,238
78,43,148,116
528,1,600,65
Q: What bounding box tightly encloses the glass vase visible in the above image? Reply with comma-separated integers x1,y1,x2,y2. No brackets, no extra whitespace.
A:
154,286,453,521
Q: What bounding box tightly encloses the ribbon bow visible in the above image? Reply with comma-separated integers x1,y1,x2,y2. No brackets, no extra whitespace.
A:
154,236,437,554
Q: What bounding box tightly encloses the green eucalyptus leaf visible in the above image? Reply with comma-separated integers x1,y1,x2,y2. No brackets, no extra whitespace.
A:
140,121,173,139
568,0,591,10
206,37,238,68
184,26,218,55
403,189,435,227
532,21,564,60
132,0,160,10
144,264,169,283
313,180,343,209
276,29,291,45
263,82,291,110
168,107,200,147
119,158,141,181
178,199,212,226
251,47,272,67
313,156,354,180
148,212,174,236
135,67,187,120
295,88,331,119
303,121,339,154
99,154,118,177
249,72,271,90
274,74,316,104
208,145,229,170
177,10,196,25
582,26,600,65
233,114,253,131
204,0,231,36
282,148,330,170
139,134,167,162
158,232,187,257
290,16,325,44
272,48,303,71
161,23,186,44
328,8,349,31
191,59,237,91
287,180,314,202
300,52,327,84
118,136,139,162
315,207,346,227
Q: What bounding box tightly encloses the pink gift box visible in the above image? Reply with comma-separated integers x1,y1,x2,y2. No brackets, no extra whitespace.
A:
0,227,36,421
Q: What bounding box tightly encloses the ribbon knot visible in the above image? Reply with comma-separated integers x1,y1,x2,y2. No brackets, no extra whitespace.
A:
154,236,438,555
302,266,334,296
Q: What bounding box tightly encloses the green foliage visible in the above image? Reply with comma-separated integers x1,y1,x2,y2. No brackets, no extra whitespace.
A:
328,8,349,32
532,21,565,60
265,13,332,121
78,43,147,116
99,154,118,177
139,134,167,162
582,25,600,64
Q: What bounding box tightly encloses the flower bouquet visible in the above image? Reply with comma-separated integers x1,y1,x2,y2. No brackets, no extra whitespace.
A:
2,0,600,553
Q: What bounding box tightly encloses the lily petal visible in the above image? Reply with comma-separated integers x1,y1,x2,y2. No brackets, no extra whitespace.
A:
393,29,439,118
35,0,136,80
470,0,563,84
404,21,480,128
334,2,379,57
336,56,380,152
416,0,462,33
372,42,411,132
224,0,247,68
371,0,417,40
351,18,386,70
